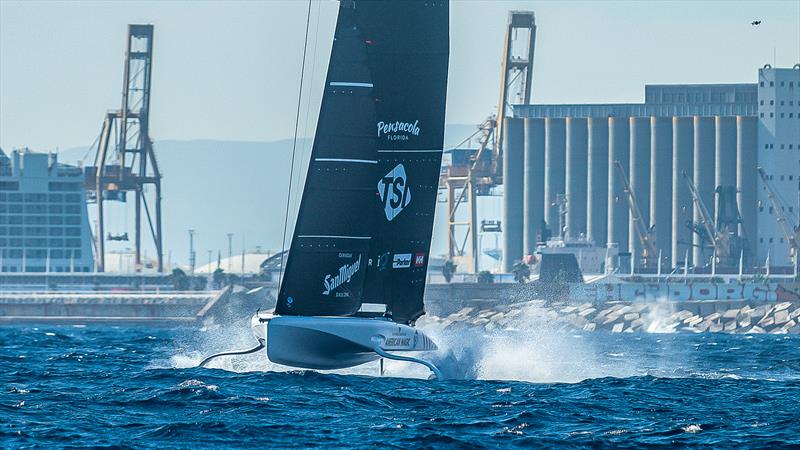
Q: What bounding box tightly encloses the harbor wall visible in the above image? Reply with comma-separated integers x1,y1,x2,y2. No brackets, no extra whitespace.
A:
0,288,237,323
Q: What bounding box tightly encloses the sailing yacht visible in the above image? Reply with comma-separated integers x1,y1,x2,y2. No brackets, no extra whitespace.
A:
251,0,450,378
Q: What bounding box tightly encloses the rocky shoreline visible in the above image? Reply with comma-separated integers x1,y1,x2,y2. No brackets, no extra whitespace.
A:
431,300,800,335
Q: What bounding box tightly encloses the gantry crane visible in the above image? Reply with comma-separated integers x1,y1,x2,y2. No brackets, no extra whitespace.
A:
757,167,799,264
682,172,745,268
495,11,537,169
440,11,536,273
615,161,657,269
85,25,163,272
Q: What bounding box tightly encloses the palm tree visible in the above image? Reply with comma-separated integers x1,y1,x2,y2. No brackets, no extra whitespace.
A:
212,268,226,288
477,270,495,284
512,261,531,283
171,268,189,291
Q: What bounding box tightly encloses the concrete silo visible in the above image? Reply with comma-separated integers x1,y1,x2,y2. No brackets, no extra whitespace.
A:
672,117,694,267
693,116,716,267
736,116,758,262
715,116,737,219
650,116,673,267
607,117,630,253
502,117,525,272
544,118,566,234
587,117,609,246
565,117,588,239
629,117,651,265
523,118,546,255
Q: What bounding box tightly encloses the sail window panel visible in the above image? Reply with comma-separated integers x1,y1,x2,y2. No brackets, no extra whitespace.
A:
317,94,376,139
306,161,378,190
357,1,449,54
362,263,427,323
313,135,377,161
327,59,370,85
294,188,378,238
326,10,371,85
328,37,368,66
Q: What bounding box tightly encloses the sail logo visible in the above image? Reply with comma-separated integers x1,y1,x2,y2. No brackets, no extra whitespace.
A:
377,120,420,141
322,255,362,296
392,253,412,269
413,253,426,267
377,164,411,221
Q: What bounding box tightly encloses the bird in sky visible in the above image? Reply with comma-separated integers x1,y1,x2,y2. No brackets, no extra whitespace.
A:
751,20,762,26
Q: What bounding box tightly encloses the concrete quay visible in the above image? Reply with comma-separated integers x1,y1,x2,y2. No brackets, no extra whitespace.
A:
0,288,234,324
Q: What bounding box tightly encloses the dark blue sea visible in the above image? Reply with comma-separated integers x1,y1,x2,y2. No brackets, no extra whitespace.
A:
3,321,800,448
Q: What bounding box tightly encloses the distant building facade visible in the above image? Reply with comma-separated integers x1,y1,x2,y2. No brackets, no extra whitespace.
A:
505,65,800,271
756,66,800,267
0,149,94,272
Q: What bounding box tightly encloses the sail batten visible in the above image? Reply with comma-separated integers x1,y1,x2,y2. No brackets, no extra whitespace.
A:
276,0,449,324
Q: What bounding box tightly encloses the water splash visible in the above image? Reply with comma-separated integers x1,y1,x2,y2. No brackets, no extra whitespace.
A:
164,302,650,382
413,304,640,383
643,297,679,333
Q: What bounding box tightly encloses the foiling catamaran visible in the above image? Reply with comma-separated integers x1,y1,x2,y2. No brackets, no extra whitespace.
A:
202,0,449,378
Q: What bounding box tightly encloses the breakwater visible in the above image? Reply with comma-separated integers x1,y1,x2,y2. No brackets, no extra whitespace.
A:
430,299,800,335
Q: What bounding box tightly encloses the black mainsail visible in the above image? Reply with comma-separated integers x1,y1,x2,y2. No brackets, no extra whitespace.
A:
276,0,449,325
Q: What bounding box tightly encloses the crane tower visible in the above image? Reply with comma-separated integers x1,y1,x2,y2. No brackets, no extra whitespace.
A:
85,24,163,272
440,11,536,273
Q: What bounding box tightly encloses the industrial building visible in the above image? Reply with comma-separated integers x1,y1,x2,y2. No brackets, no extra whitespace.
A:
0,149,95,272
503,65,800,271
756,66,800,268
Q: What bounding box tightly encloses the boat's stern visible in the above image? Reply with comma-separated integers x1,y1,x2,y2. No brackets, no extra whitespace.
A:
249,310,272,342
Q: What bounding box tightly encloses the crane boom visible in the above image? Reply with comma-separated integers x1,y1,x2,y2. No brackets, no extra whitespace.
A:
614,161,657,267
683,171,719,244
757,167,799,257
682,171,740,265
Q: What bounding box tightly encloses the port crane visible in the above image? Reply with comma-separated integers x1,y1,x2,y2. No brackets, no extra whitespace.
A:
614,161,657,269
440,11,536,273
757,167,799,264
85,24,164,272
682,172,746,268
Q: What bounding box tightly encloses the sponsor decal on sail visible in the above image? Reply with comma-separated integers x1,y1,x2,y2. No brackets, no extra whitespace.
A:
392,253,412,269
322,255,362,296
377,120,420,141
377,163,411,221
413,253,426,267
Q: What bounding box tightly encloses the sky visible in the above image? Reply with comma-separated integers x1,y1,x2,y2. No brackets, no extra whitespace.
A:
1,0,799,151
0,0,799,268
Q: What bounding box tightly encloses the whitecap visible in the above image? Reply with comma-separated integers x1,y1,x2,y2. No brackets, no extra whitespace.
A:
178,379,218,392
605,429,628,436
682,424,702,433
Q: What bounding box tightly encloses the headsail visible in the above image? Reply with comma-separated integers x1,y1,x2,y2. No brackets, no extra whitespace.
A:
276,0,449,324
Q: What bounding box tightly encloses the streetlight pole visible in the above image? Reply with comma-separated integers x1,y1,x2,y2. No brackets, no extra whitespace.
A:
227,233,233,273
188,229,196,275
